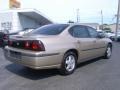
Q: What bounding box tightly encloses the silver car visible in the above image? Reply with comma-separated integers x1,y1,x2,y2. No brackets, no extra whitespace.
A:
4,24,112,75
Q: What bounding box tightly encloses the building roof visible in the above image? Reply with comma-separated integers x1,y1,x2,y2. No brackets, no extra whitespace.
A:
80,23,99,26
0,9,53,25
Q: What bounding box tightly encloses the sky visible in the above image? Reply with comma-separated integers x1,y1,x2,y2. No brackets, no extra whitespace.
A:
20,0,118,24
0,0,118,24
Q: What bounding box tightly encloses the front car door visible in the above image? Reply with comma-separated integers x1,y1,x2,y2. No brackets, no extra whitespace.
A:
69,25,97,62
87,26,106,57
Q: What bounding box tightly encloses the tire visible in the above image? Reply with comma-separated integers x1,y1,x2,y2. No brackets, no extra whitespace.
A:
104,44,112,59
59,52,77,75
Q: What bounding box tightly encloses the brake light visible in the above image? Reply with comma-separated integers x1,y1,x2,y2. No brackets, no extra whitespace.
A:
24,40,45,51
31,40,45,51
8,40,45,51
32,41,39,50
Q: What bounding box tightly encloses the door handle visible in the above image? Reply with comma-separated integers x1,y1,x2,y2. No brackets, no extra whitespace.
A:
77,40,80,44
93,40,96,43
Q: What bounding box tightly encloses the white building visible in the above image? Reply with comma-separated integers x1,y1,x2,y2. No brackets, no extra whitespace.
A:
80,23,100,30
0,9,53,33
109,24,120,33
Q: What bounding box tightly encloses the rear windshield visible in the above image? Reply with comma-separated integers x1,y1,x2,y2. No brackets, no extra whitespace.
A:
30,24,69,35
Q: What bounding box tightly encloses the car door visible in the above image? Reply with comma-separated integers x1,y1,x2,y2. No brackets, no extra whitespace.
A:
87,26,106,57
69,25,97,62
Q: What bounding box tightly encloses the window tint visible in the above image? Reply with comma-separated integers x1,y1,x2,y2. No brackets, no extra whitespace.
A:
69,25,89,38
87,27,98,38
30,24,69,35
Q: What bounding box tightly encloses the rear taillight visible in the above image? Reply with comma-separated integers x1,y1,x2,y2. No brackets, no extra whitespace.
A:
31,41,40,50
24,40,45,51
24,41,30,49
8,40,45,51
8,40,13,46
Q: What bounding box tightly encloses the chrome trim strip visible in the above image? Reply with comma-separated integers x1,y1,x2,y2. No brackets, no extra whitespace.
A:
5,47,60,57
81,46,106,51
22,53,60,57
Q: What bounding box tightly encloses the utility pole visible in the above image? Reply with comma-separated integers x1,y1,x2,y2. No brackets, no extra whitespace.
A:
76,9,80,23
115,0,120,41
101,10,103,30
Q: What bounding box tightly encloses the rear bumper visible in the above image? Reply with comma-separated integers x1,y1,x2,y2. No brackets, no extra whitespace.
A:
4,46,62,69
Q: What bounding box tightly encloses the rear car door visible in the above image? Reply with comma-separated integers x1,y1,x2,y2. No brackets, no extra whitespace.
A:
87,26,106,57
69,25,97,62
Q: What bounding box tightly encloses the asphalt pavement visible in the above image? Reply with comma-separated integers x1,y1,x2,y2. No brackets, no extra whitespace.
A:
0,42,120,90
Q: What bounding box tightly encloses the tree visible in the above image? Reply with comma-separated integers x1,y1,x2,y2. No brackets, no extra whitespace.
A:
68,20,74,23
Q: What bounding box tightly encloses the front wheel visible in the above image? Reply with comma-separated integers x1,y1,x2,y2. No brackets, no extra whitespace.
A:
104,44,112,59
59,52,77,75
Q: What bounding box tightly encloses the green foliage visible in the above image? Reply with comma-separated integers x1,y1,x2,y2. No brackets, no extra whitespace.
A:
68,20,74,23
103,28,111,30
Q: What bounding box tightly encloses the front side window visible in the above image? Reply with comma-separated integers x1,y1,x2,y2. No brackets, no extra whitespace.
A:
30,24,69,35
69,25,90,38
87,27,98,38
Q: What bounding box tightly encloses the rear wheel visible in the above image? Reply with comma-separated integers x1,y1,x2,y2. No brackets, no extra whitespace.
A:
60,52,77,75
104,44,112,59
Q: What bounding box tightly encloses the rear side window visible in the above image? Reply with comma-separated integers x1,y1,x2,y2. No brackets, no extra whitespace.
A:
30,24,69,35
69,25,90,38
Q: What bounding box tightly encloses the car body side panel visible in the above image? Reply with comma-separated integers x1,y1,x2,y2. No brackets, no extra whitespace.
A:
93,38,107,56
75,38,96,62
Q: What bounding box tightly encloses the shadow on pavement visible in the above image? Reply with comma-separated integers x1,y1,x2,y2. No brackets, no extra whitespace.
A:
77,57,103,68
5,57,102,80
5,64,59,80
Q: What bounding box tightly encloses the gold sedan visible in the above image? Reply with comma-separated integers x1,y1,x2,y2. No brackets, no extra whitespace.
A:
4,24,112,75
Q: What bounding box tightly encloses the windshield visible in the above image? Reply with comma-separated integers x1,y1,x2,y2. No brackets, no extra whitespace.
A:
30,24,69,35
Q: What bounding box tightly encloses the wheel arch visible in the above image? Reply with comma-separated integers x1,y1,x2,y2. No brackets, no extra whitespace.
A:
65,49,79,60
108,42,112,48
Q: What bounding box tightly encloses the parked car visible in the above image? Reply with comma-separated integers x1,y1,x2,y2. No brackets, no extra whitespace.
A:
0,31,21,48
0,29,34,48
97,29,107,38
109,32,120,41
105,32,115,40
0,32,9,47
4,24,112,75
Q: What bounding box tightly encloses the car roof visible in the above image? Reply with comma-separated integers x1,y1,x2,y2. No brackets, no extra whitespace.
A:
50,23,92,27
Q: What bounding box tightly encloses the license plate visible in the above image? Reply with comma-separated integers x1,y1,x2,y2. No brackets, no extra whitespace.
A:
10,51,21,59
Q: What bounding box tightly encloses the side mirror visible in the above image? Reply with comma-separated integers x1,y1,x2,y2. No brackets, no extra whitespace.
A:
97,33,105,38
